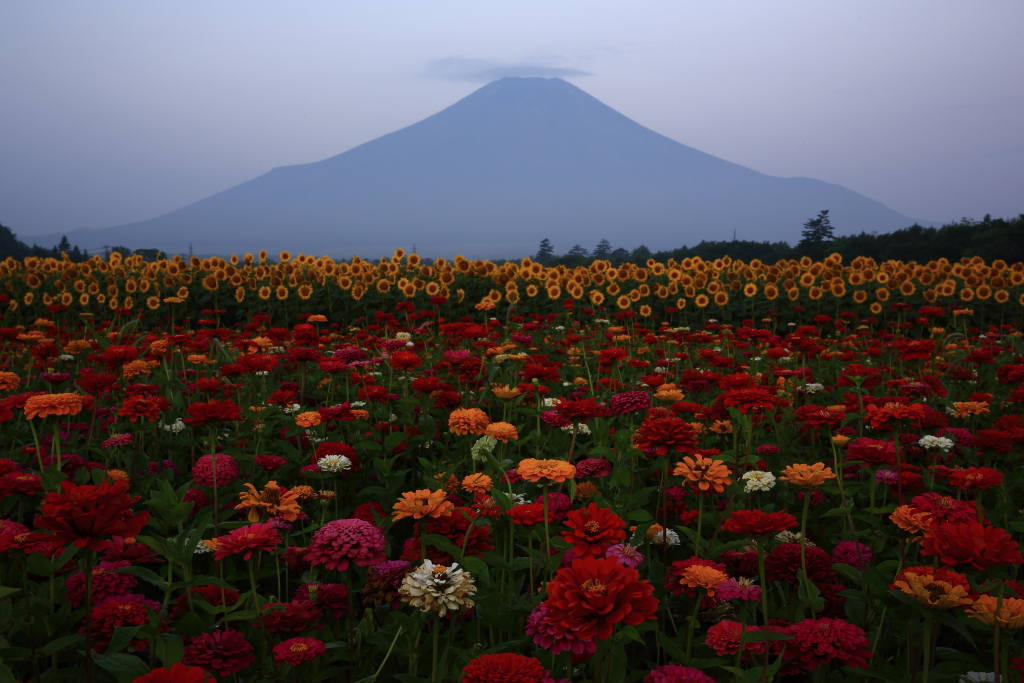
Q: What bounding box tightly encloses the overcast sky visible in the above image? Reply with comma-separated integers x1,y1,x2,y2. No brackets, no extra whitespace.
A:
2,1,1022,239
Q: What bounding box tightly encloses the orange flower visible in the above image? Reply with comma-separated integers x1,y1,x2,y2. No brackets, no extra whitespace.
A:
484,422,519,442
890,505,931,537
673,456,732,493
517,458,576,483
654,385,684,402
709,420,733,434
106,469,129,483
893,572,972,609
24,393,84,420
0,371,21,392
952,401,990,418
779,462,836,488
679,565,730,597
351,409,370,420
461,473,493,494
391,489,454,521
832,434,851,447
122,360,153,379
235,481,301,523
306,314,327,323
491,384,522,400
448,408,491,435
968,595,1024,630
295,411,322,428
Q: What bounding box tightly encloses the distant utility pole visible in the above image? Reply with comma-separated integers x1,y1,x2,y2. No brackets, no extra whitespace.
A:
188,243,193,260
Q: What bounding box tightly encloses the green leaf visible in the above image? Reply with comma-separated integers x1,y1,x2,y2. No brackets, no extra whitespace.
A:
154,635,184,667
0,660,16,683
91,651,151,683
657,629,688,664
424,534,464,561
0,586,19,600
105,625,142,654
38,633,84,656
831,562,863,585
113,565,168,590
822,506,853,517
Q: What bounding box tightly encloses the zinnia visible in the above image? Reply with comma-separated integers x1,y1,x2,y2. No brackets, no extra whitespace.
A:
449,408,491,435
182,630,256,677
921,523,1024,570
779,462,836,487
544,556,659,641
633,417,700,456
721,509,797,536
34,479,150,552
460,653,547,683
235,481,301,522
23,392,84,419
306,518,388,571
206,522,281,561
517,458,576,483
673,456,732,493
272,637,327,667
392,489,455,521
561,503,627,558
131,663,216,683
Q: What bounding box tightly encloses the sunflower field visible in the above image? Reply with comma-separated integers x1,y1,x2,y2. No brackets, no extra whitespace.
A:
1,249,1024,682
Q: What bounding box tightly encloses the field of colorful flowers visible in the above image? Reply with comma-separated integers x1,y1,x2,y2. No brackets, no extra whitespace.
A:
2,249,1024,682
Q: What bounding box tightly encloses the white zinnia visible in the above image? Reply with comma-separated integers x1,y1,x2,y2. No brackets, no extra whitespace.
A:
399,560,477,617
317,455,352,473
802,383,825,394
161,418,186,434
742,470,777,493
918,435,954,452
650,528,681,546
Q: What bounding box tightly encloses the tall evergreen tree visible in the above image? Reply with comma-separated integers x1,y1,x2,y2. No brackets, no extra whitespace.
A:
593,239,612,258
0,222,30,259
798,210,835,259
631,244,653,262
566,244,589,258
535,238,554,263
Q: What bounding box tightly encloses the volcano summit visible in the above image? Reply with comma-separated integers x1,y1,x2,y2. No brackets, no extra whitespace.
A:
47,77,915,258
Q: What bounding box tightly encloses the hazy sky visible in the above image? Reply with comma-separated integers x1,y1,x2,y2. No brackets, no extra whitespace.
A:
2,1,1022,240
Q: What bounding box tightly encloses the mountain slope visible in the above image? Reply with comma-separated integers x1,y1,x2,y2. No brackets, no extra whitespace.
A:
36,77,916,258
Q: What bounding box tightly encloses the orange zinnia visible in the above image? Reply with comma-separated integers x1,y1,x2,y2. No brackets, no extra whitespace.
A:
24,393,84,419
484,422,519,442
673,456,732,493
392,489,454,521
779,462,836,488
461,473,493,494
678,565,730,597
893,572,972,609
517,458,576,483
448,408,491,435
968,595,1024,630
952,401,990,418
0,371,21,392
235,481,301,522
491,384,522,400
890,505,931,537
295,411,322,428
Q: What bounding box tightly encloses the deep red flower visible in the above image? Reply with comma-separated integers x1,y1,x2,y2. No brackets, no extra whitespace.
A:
544,556,659,641
273,637,326,667
508,503,553,526
633,417,700,456
86,594,164,651
948,466,1004,491
184,399,242,426
460,653,547,683
561,503,627,558
921,523,1024,570
401,508,495,564
720,387,780,414
33,479,150,552
209,523,281,561
782,617,872,674
721,509,798,537
119,394,171,422
311,441,360,470
306,518,388,570
295,582,349,617
131,663,216,683
554,398,610,422
182,630,256,677
765,544,836,586
844,438,896,466
255,600,324,633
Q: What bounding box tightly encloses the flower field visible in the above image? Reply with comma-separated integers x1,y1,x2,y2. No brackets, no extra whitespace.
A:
1,250,1024,682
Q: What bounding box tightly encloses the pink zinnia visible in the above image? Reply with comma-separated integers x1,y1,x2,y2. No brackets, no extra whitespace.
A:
525,603,597,658
254,455,287,471
605,543,644,569
831,540,872,571
575,458,612,478
644,664,718,683
66,560,138,606
705,620,766,656
784,617,872,673
272,637,326,667
191,453,240,487
183,629,256,677
609,391,651,415
306,518,387,571
715,578,762,602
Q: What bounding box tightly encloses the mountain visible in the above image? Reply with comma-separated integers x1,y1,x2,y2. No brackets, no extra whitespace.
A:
31,77,918,259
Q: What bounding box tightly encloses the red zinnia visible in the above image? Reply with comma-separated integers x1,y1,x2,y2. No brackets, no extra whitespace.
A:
118,394,171,422
184,399,243,426
508,503,553,526
544,556,659,641
182,629,256,677
633,417,700,456
554,398,610,422
921,523,1024,570
721,509,798,537
34,479,150,552
208,522,281,561
460,652,547,683
948,466,1004,491
720,388,780,414
561,503,627,558
131,663,215,683
272,637,327,667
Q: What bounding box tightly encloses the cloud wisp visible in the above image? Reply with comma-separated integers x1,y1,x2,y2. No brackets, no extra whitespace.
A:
425,57,592,82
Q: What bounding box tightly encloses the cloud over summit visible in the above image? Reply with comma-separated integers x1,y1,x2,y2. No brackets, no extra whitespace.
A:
426,57,591,82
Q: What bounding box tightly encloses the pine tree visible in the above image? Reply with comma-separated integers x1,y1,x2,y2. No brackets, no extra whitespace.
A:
609,247,630,264
566,244,589,258
631,244,653,262
593,239,612,258
536,238,554,263
798,210,835,259
57,236,71,255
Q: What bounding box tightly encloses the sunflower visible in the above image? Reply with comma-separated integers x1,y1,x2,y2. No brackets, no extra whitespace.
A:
870,302,883,314
876,287,890,302
589,290,605,305
959,288,974,302
80,293,91,306
808,287,823,300
975,285,991,300
275,286,289,300
743,283,758,297
695,294,710,308
546,285,561,299
713,291,729,306
616,295,631,310
298,284,313,300
279,251,292,263
787,288,799,301
526,284,539,298
639,304,652,317
675,297,686,308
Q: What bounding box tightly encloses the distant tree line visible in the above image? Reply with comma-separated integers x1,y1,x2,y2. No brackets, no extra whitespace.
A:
0,221,163,262
534,212,1024,265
